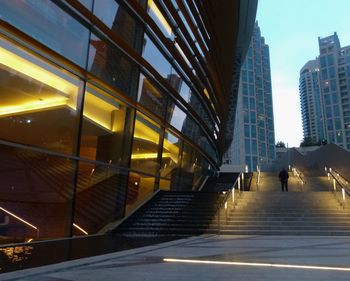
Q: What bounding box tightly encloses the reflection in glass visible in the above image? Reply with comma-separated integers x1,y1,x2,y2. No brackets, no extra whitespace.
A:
0,144,74,242
88,34,139,99
93,0,145,52
0,37,81,155
160,131,182,189
79,83,131,167
74,161,128,235
127,112,160,213
0,0,89,67
137,73,165,117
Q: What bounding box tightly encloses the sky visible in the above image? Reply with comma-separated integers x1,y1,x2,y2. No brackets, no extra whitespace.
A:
256,0,350,147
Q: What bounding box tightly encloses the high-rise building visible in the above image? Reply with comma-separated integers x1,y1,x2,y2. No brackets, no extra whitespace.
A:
299,60,325,143
0,0,257,242
300,33,350,149
223,22,275,172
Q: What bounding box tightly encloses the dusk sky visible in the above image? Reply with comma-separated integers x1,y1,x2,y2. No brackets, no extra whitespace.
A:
256,0,350,147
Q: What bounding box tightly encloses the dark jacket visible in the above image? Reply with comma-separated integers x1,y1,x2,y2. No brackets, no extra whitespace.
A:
279,169,289,182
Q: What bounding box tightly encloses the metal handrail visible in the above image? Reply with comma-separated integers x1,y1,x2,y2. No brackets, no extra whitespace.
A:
215,172,243,233
292,167,306,190
325,167,350,207
329,168,350,187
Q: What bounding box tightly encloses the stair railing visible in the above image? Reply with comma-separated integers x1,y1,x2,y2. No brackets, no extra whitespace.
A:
291,167,306,191
215,172,243,234
325,167,350,208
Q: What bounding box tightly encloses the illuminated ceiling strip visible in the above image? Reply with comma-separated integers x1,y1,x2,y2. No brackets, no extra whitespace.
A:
163,258,350,272
0,46,78,95
73,223,89,235
131,152,177,162
0,206,38,230
0,97,67,116
148,0,172,36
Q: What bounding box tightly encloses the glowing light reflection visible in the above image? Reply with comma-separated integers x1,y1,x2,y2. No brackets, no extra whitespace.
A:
163,258,350,272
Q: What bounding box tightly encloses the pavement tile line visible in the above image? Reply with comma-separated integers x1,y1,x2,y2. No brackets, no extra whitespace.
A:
163,258,350,272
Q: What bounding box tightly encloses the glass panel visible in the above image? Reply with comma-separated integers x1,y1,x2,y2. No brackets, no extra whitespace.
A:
147,0,174,39
0,144,74,244
88,34,139,99
125,175,155,215
160,131,182,187
126,112,160,213
79,83,132,167
93,0,145,52
74,161,128,235
137,73,165,118
142,34,172,78
0,36,81,155
131,111,160,175
0,0,89,67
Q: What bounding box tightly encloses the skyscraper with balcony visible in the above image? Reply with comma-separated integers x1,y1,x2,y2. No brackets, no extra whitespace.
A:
0,0,257,243
318,33,350,149
299,60,325,143
300,33,350,149
223,22,275,172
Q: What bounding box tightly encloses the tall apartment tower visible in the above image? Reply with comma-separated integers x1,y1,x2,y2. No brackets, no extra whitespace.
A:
318,33,350,149
223,22,275,172
299,60,325,143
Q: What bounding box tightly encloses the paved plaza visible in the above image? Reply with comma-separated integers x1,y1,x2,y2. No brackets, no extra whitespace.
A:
2,235,350,281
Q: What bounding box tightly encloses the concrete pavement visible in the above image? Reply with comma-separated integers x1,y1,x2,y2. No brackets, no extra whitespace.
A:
2,235,350,280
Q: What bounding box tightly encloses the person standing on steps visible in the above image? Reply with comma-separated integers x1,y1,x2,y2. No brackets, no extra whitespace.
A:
278,168,289,192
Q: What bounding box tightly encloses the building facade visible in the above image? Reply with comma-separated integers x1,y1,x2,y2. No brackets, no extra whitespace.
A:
299,60,325,143
0,1,257,242
300,33,350,149
223,22,275,172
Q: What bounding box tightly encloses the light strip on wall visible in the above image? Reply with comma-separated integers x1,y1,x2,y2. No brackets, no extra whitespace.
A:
73,223,89,235
163,258,350,272
0,46,78,96
148,0,172,36
0,206,38,230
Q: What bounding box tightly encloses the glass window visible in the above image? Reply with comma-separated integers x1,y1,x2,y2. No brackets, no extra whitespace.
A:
147,0,173,39
79,83,132,167
320,56,326,68
322,69,328,80
0,0,89,67
131,112,160,175
93,0,145,52
160,130,182,189
88,34,140,99
329,67,335,78
137,73,165,118
245,139,251,154
327,54,334,66
142,34,171,78
244,125,250,137
0,36,81,155
168,104,187,132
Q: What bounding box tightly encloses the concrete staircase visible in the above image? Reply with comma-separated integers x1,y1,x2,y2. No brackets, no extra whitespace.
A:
113,191,224,237
220,191,350,235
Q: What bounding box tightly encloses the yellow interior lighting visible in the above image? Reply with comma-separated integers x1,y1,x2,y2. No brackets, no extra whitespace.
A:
133,119,179,160
203,88,210,100
132,152,172,160
0,46,78,96
0,97,68,117
148,0,172,36
164,258,350,272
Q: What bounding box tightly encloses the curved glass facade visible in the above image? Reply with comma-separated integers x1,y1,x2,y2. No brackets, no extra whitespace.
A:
0,0,256,242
